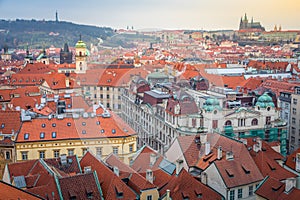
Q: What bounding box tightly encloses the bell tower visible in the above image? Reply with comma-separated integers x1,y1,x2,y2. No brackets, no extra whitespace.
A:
75,35,87,74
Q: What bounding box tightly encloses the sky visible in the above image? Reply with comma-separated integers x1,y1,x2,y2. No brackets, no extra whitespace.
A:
0,0,299,31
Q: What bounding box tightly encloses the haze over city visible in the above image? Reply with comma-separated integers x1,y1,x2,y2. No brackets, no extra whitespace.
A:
0,0,299,30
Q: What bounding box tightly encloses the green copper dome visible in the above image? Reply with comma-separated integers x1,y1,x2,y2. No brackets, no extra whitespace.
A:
255,93,275,108
203,97,222,112
75,40,87,48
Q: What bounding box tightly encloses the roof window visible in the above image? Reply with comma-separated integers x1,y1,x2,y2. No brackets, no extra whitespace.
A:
101,129,105,133
24,133,29,140
40,132,45,139
52,132,57,138
41,123,46,128
82,130,86,134
52,123,56,127
112,129,116,134
1,123,4,128
67,122,71,127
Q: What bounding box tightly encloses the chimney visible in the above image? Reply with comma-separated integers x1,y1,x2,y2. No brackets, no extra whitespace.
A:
146,169,153,183
285,178,295,193
166,189,171,200
205,142,210,156
60,154,67,165
257,138,262,151
200,172,207,185
176,159,184,175
296,153,300,172
226,151,234,160
113,166,119,177
217,146,222,160
200,134,207,144
150,153,156,166
65,77,70,88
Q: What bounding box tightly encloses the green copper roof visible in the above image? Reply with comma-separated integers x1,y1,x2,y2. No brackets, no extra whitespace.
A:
75,40,87,48
255,93,275,108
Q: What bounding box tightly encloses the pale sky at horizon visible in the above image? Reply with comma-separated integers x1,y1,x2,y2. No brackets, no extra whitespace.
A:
0,0,299,31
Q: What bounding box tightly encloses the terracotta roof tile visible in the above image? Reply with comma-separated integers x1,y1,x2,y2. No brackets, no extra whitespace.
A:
0,110,21,135
285,148,300,171
80,152,136,200
0,180,43,200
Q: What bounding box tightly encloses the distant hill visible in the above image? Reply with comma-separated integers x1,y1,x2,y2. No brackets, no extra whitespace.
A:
0,19,115,49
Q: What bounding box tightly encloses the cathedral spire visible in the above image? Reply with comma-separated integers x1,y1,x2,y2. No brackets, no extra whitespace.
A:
244,13,248,21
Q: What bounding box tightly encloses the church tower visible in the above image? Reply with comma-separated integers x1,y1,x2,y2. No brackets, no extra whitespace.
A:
75,35,87,74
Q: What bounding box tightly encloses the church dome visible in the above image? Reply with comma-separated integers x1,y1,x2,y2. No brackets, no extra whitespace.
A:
75,40,87,48
203,97,222,112
255,93,275,108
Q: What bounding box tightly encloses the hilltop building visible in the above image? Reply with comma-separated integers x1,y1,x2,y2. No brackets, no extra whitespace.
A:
239,13,265,31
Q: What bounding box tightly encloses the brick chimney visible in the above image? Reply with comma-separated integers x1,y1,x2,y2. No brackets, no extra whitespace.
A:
205,142,210,156
150,153,156,166
176,159,184,175
217,146,222,160
146,169,153,183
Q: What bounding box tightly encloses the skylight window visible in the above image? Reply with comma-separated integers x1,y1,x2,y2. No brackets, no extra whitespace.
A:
40,132,45,139
112,129,116,134
1,123,5,128
52,132,57,138
24,133,29,140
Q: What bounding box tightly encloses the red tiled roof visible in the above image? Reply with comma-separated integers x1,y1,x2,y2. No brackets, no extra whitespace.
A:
42,73,80,90
105,154,156,194
80,152,136,200
0,180,43,200
240,77,264,91
59,172,102,200
17,113,136,142
160,169,222,200
255,176,300,200
131,146,174,189
19,63,57,74
0,110,21,135
285,148,300,171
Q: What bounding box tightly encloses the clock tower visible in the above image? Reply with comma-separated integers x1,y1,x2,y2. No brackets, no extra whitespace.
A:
75,35,87,74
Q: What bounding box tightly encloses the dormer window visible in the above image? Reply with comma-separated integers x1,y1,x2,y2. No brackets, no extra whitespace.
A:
24,133,29,140
40,132,45,139
41,123,46,128
101,129,105,133
82,130,86,134
52,132,57,138
67,122,71,127
1,123,4,128
52,123,56,127
112,129,116,134
82,122,86,126
96,121,100,125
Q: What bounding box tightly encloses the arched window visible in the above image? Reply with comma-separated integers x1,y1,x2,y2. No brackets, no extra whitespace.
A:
252,118,258,126
79,51,82,56
225,120,232,126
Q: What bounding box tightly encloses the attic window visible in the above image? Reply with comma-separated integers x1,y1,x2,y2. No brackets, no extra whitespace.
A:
112,129,116,134
82,122,86,126
52,123,56,127
82,130,86,134
194,188,202,198
115,186,123,198
24,133,29,140
101,129,105,133
41,123,46,128
241,164,250,174
85,187,93,199
40,132,45,139
52,132,57,138
1,123,4,128
225,169,234,177
182,191,189,200
32,79,35,82
96,121,100,125
67,122,71,127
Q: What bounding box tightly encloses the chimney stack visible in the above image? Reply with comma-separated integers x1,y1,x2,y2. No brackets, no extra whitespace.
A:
296,153,300,172
217,146,222,160
65,77,70,88
176,159,184,175
285,178,295,193
113,166,120,177
150,153,156,166
205,142,210,156
200,134,207,144
146,169,153,183
166,189,171,200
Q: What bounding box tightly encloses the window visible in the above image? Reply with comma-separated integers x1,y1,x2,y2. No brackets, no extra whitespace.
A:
40,132,45,139
68,149,74,156
96,147,102,158
129,144,134,153
82,130,86,134
230,190,235,200
293,108,297,115
292,117,296,124
107,103,110,108
238,118,246,127
39,151,45,159
52,132,57,138
293,98,297,105
96,121,100,125
100,87,103,91
52,123,56,127
24,133,29,140
238,188,242,199
100,94,103,99
113,147,119,155
82,122,86,126
5,151,10,160
225,120,232,126
21,152,28,160
53,150,60,158
101,129,105,133
266,116,271,125
107,94,110,99
147,195,152,200
41,123,46,128
112,129,116,134
67,122,71,127
251,118,258,126
94,94,97,98
106,87,109,91
212,120,218,129
82,148,88,156
249,185,253,196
